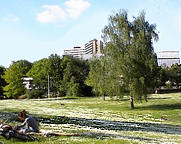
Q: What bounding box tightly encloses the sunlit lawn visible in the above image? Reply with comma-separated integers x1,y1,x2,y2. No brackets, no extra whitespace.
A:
0,93,181,144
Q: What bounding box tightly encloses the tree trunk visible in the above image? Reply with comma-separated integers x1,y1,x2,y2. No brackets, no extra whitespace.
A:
130,96,134,109
103,94,106,101
177,82,179,90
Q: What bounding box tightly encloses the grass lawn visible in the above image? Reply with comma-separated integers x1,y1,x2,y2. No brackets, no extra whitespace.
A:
0,93,181,143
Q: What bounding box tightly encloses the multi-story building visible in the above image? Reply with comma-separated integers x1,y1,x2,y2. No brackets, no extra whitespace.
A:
156,51,180,68
63,46,85,59
84,39,103,55
63,39,103,59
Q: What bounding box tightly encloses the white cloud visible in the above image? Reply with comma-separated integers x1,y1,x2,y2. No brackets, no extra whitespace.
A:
1,15,20,22
37,5,66,23
65,0,90,18
37,0,90,23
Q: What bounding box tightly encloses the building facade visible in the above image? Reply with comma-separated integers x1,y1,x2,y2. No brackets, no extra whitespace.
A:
64,46,85,59
84,39,103,55
63,39,103,59
156,51,180,68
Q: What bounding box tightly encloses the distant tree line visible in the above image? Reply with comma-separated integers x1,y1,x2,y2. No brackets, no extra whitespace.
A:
156,63,181,90
0,10,181,109
0,55,92,99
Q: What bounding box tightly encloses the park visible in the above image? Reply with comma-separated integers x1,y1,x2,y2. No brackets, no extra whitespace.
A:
0,93,181,143
0,6,181,144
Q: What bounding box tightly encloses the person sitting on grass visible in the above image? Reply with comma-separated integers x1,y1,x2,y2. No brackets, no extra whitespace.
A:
16,110,39,134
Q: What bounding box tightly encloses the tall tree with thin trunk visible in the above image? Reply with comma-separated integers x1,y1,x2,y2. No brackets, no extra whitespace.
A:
102,10,159,109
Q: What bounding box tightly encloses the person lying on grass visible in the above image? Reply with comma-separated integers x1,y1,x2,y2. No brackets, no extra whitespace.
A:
0,121,38,141
16,110,39,134
0,121,14,139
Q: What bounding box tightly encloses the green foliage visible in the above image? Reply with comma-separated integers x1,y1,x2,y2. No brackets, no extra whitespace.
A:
86,58,103,96
25,89,45,99
48,54,63,95
27,54,62,97
27,54,63,97
66,76,80,97
27,55,91,98
169,64,181,89
3,60,32,98
156,67,170,88
27,58,49,89
0,66,6,98
60,56,92,97
100,10,159,108
156,64,181,89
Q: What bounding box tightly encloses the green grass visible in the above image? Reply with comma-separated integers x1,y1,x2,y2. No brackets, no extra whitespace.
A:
0,93,181,143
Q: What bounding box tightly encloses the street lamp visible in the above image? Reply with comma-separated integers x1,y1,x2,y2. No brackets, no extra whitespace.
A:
48,74,50,98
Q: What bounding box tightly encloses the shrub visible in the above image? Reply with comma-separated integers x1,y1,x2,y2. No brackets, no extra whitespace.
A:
66,83,80,97
25,89,45,99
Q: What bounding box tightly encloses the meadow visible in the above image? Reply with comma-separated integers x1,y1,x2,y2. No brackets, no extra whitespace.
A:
0,93,181,144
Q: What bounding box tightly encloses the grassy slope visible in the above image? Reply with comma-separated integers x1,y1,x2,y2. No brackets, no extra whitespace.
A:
0,93,181,144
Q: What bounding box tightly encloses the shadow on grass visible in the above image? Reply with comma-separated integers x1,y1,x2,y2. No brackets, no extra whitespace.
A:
136,103,181,110
147,97,171,100
78,131,157,142
0,111,19,122
37,115,181,135
1,111,181,139
32,97,78,101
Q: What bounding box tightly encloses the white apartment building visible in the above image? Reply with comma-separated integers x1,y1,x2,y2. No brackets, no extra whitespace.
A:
84,39,103,55
63,39,103,59
64,46,85,59
156,51,180,68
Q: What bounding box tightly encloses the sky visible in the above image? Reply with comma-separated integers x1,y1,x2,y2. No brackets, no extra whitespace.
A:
0,0,181,67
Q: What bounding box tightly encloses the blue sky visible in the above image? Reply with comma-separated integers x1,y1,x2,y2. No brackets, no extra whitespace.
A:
0,0,181,67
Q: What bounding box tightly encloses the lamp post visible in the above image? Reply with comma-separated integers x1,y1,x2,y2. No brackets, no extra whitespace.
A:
48,74,50,98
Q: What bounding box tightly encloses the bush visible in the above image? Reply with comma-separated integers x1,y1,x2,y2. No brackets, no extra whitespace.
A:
66,83,80,97
25,89,45,99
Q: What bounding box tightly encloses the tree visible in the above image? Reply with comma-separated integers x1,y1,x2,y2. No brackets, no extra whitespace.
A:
102,10,159,108
3,60,32,98
27,58,49,90
59,56,72,96
28,55,91,97
60,56,91,97
170,64,181,89
86,58,105,99
86,55,126,100
27,54,63,97
156,66,170,89
0,66,6,98
48,54,63,96
66,76,80,97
